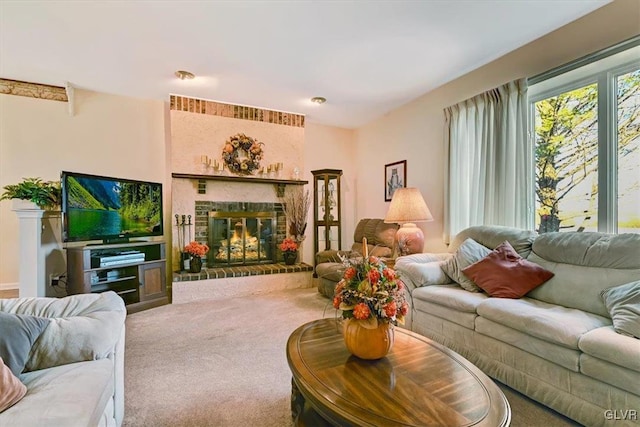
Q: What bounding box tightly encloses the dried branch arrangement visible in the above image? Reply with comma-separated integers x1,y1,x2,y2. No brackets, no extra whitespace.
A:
281,186,311,243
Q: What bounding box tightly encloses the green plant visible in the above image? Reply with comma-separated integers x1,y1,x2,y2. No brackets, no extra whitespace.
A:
0,177,61,209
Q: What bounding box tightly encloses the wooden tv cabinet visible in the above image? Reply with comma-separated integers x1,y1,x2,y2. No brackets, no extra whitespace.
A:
66,241,168,313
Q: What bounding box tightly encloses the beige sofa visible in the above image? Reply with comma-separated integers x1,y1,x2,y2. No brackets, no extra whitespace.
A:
315,218,398,298
395,226,640,427
0,291,126,426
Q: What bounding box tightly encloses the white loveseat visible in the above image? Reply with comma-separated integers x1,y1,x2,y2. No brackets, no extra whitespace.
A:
0,291,126,426
395,226,640,427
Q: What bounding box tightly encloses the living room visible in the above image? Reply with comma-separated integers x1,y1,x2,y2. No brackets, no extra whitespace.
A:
1,1,639,426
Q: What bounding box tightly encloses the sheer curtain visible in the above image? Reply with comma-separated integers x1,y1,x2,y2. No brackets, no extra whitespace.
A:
443,78,532,244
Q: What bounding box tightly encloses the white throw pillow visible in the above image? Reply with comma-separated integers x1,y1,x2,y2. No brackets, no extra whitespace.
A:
441,238,491,292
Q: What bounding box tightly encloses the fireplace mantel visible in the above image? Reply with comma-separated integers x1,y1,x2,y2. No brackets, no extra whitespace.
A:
171,173,308,196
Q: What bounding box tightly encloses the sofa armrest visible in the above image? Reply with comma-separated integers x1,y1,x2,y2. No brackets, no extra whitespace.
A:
316,250,354,265
0,292,126,372
395,254,454,292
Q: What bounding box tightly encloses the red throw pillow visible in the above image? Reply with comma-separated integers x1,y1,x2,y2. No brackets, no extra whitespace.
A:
0,356,27,413
462,241,554,298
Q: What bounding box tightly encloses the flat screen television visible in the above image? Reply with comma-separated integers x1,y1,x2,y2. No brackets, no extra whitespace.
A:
61,171,163,243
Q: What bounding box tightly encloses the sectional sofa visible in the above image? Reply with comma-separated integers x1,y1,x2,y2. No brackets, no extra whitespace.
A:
0,291,126,426
395,225,640,427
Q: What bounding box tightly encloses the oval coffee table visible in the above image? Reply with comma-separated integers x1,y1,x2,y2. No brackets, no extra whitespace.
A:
286,318,511,426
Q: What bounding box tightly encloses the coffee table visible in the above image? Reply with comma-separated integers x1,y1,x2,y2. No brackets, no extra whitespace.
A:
286,318,510,426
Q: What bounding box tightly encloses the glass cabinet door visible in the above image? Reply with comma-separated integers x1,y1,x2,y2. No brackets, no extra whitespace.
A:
312,169,343,276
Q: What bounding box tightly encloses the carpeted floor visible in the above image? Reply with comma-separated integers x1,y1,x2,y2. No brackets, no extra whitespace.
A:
123,287,580,426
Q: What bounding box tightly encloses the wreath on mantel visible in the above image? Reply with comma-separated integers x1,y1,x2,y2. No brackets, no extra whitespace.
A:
222,133,264,175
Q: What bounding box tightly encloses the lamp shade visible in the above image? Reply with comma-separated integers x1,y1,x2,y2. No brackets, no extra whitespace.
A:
384,188,433,224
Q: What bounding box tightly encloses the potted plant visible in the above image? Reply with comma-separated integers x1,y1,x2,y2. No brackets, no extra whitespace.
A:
279,237,299,265
0,177,60,210
183,241,209,273
333,240,408,360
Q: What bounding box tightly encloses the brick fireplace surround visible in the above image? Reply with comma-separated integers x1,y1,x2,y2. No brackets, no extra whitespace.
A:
170,95,313,303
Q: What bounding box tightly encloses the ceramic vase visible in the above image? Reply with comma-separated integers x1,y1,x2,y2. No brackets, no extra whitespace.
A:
189,255,203,273
283,251,297,265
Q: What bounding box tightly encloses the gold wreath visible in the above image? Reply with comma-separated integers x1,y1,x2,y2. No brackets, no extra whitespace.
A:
221,133,264,175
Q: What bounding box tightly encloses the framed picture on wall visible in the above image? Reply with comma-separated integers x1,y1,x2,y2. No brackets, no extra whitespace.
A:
385,160,406,201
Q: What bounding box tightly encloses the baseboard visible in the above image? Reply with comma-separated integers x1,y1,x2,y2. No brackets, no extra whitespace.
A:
0,282,18,291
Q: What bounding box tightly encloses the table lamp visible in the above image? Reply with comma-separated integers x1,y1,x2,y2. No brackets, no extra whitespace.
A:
384,187,433,256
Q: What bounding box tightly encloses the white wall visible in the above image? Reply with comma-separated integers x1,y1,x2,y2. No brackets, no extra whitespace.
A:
304,122,356,262
0,90,166,288
353,0,640,253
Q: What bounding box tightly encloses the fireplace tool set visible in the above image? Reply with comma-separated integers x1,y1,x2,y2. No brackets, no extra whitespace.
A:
175,214,193,272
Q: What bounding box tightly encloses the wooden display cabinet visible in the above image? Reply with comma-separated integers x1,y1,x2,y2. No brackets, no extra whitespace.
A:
312,169,343,276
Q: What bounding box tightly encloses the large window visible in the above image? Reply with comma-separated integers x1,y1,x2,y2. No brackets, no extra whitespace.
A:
529,42,640,234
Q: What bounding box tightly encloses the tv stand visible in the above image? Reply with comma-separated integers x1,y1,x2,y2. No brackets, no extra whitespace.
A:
66,241,168,313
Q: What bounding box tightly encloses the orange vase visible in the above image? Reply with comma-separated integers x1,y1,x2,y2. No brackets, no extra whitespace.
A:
343,318,394,360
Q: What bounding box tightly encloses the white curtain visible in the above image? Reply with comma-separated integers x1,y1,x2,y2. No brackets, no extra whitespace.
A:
443,78,532,244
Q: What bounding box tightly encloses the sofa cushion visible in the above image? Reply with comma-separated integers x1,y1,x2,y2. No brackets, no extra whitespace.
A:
441,238,491,292
0,312,50,376
462,241,554,298
0,292,126,372
1,359,114,427
578,326,640,373
449,225,537,258
475,317,581,371
413,300,478,329
315,263,345,284
0,357,26,413
580,354,640,396
526,232,640,317
600,281,640,338
413,285,488,313
476,297,611,349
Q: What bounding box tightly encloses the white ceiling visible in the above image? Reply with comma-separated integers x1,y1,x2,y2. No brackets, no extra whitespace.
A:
0,1,609,129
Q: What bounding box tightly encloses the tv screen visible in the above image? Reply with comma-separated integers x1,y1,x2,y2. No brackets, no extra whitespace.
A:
61,171,163,243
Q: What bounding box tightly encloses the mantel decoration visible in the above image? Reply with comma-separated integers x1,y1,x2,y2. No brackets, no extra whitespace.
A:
222,133,264,175
279,237,299,265
0,177,60,209
184,241,209,273
333,238,408,360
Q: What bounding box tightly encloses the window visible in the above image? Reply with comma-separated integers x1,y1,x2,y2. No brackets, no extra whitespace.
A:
529,42,640,234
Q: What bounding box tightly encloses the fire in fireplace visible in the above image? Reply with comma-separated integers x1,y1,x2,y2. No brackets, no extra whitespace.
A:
208,211,277,266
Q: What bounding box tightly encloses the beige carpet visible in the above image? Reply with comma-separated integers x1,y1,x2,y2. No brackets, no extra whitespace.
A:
123,287,580,427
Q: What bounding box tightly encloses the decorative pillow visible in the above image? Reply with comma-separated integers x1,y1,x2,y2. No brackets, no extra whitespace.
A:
462,241,554,298
441,238,491,292
0,357,27,413
0,312,50,376
601,281,640,339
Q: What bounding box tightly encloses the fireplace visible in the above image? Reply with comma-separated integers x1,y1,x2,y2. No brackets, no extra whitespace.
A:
208,211,277,266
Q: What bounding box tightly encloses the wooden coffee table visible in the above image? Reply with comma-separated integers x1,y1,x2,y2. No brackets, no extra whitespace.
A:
286,319,510,426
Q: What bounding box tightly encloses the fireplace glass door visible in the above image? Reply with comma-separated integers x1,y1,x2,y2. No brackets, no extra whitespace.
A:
208,212,276,266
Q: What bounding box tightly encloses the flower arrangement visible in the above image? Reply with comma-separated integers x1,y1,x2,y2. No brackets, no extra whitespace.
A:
0,177,60,209
279,237,298,253
222,133,264,175
333,243,408,328
184,241,209,257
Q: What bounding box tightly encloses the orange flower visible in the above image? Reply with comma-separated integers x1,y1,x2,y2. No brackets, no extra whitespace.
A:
383,268,395,281
397,280,404,291
343,267,356,280
184,241,209,257
333,296,341,309
353,303,371,320
367,269,381,284
383,301,397,318
400,302,409,316
279,238,298,252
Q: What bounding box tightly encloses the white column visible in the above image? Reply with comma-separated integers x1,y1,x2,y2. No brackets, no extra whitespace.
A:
12,200,46,297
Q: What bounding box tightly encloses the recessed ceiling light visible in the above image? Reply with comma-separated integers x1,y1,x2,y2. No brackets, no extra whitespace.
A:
175,70,195,80
311,96,326,104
